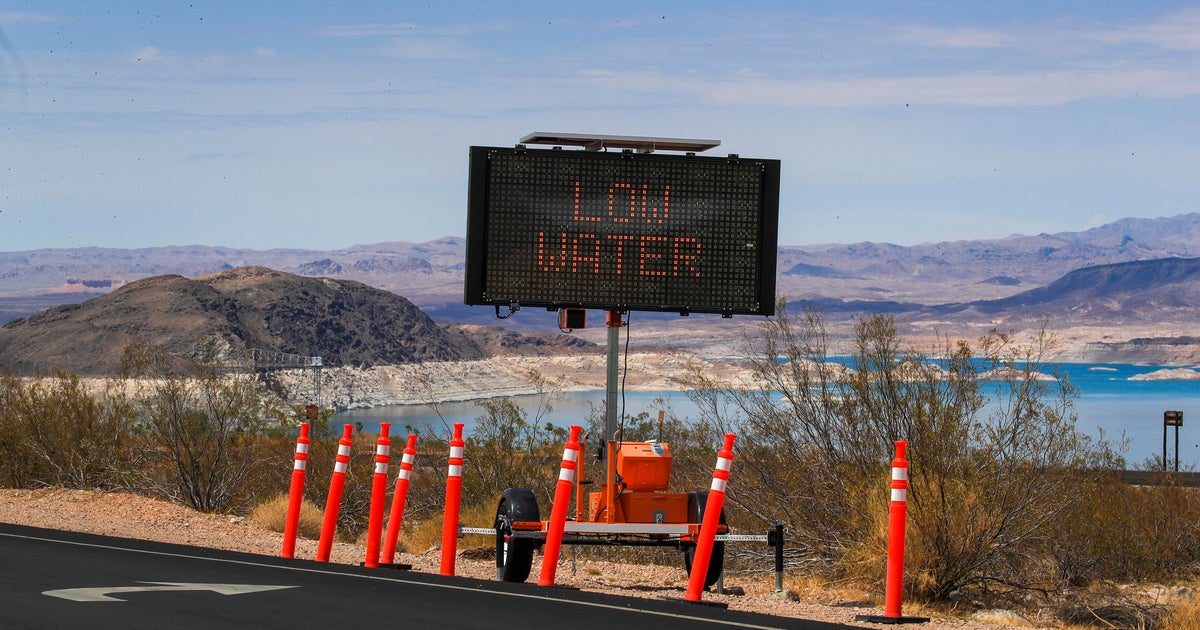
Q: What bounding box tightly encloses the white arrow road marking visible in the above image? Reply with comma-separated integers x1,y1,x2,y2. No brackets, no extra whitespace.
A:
43,582,298,602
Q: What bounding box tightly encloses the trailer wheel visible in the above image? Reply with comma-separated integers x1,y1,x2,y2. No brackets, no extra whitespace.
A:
684,491,726,588
495,488,539,583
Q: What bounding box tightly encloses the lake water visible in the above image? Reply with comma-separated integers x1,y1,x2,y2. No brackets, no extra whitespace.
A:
334,362,1200,468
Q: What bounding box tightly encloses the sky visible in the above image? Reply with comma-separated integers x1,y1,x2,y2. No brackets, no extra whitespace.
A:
1,1,1199,252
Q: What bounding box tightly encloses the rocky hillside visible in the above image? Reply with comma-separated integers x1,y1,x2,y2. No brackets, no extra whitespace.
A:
972,257,1200,317
0,267,588,375
780,213,1200,287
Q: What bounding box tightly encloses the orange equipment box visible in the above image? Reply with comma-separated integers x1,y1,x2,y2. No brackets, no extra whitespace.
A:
617,441,672,491
619,491,688,524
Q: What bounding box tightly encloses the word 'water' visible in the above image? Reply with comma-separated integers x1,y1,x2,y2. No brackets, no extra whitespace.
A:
539,182,699,277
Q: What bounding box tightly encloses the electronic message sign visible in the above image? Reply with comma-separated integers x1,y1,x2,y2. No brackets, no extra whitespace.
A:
464,146,780,316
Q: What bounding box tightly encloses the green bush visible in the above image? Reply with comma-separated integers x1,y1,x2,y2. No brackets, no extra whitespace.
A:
122,340,288,514
0,371,145,490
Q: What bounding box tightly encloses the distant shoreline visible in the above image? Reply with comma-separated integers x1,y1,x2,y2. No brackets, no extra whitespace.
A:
274,354,1200,411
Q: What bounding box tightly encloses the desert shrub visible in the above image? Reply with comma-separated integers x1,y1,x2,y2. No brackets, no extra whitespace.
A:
1051,478,1200,586
684,301,1124,601
395,431,453,524
122,339,288,513
395,390,573,533
461,398,564,508
0,371,146,489
296,396,569,546
0,373,38,487
1128,484,1200,579
296,422,385,541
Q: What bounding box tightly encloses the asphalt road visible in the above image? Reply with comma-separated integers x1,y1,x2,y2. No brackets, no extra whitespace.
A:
0,522,856,630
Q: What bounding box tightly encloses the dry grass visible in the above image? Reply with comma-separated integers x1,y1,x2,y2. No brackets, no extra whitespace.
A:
783,573,876,607
249,493,323,540
400,501,498,556
250,493,502,559
1164,594,1200,630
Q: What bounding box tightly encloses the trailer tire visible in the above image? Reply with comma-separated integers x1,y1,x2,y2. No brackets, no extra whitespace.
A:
495,488,540,583
684,491,726,588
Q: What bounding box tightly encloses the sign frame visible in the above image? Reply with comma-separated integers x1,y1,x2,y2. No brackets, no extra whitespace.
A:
464,145,781,317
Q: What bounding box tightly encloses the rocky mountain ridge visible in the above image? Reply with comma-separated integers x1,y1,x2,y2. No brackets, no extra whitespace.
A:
0,267,591,375
3,214,1199,310
1,213,1198,363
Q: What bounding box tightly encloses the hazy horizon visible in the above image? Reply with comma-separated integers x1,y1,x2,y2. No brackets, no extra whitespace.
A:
0,210,1194,257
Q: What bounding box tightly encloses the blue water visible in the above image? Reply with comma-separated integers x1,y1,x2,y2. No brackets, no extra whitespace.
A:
334,363,1200,468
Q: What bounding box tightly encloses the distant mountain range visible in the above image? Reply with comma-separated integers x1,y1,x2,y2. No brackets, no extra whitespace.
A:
0,213,1198,364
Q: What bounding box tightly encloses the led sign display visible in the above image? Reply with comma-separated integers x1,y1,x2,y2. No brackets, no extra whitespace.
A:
464,146,780,316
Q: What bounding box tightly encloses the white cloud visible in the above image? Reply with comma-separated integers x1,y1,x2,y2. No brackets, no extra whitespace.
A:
320,23,419,37
377,37,479,60
1090,7,1200,51
0,12,58,25
890,24,1019,49
129,46,163,63
640,7,1200,109
578,66,1200,109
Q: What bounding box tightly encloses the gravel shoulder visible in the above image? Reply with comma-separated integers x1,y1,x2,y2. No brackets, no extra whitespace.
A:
0,488,1035,629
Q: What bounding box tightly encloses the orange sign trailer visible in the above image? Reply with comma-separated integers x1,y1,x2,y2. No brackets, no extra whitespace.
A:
471,133,779,586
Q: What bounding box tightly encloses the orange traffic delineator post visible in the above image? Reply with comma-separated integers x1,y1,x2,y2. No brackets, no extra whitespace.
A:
316,424,354,563
538,424,583,587
280,422,311,559
439,423,466,576
364,423,392,568
685,433,736,603
381,433,418,566
856,441,929,625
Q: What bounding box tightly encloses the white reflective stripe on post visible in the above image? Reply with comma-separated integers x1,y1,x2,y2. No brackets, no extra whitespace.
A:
294,460,307,471
448,464,462,477
337,444,352,457
892,467,907,481
378,445,390,457
398,468,410,480
335,461,348,474
716,456,732,472
450,446,464,459
402,453,415,465
891,488,907,503
296,443,309,455
558,468,575,482
710,477,727,493
563,448,578,462
375,462,387,475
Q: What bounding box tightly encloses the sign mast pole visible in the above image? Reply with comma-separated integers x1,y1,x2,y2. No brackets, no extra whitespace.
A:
604,309,621,523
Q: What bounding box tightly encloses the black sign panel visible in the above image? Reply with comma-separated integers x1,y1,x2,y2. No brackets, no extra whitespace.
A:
464,146,780,316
